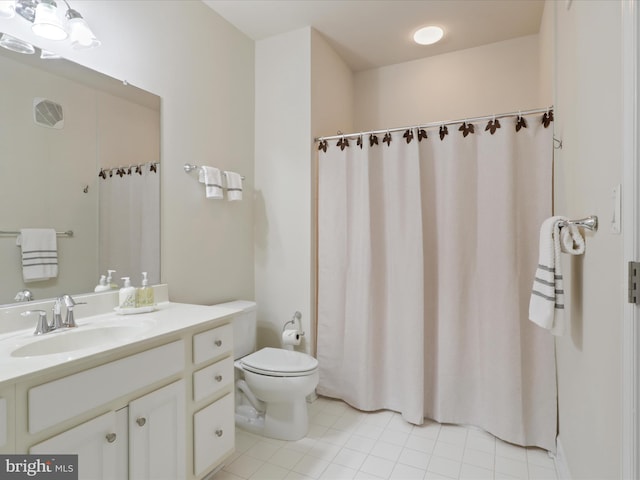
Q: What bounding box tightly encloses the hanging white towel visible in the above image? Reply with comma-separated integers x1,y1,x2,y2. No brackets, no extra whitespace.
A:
198,166,223,199
16,228,58,283
223,171,243,201
560,224,586,255
529,216,567,336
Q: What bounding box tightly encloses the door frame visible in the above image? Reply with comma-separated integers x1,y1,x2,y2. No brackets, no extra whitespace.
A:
622,1,638,478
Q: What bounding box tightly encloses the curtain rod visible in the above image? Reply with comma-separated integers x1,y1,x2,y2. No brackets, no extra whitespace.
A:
314,106,553,142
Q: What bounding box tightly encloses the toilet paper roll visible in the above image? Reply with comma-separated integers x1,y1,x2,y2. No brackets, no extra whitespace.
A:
282,329,302,346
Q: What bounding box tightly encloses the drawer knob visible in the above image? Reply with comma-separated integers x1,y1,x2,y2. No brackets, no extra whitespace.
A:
136,417,147,427
215,429,223,437
215,374,223,382
105,433,117,443
214,339,222,347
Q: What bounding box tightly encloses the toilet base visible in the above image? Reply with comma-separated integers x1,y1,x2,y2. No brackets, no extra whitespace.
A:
235,399,309,441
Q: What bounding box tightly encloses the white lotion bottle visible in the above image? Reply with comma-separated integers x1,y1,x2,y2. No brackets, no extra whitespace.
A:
94,275,110,292
119,277,137,309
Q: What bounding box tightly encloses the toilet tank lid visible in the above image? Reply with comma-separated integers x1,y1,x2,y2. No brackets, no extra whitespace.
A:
241,347,318,374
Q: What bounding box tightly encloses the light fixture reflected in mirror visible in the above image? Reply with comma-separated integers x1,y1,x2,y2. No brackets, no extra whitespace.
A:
0,32,35,54
39,48,60,58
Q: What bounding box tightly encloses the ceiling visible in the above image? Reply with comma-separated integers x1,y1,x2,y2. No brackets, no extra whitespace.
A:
203,0,546,72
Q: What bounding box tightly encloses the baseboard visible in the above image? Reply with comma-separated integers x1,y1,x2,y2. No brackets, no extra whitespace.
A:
554,436,572,479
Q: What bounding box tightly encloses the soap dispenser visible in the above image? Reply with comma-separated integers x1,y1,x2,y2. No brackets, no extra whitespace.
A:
106,270,117,289
94,275,110,292
119,277,137,309
136,272,154,307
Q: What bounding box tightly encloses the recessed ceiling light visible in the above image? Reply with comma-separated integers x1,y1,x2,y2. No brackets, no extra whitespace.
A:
413,26,444,45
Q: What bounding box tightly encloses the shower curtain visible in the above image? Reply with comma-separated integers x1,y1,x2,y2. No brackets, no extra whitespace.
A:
98,164,160,285
317,112,557,451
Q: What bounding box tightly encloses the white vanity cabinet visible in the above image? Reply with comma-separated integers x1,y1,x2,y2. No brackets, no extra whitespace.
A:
30,409,128,480
130,380,186,480
2,301,237,480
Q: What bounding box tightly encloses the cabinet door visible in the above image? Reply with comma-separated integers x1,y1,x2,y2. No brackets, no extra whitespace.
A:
30,409,126,480
129,380,186,480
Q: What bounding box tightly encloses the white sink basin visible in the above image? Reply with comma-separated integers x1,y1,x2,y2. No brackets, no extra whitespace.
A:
11,324,151,358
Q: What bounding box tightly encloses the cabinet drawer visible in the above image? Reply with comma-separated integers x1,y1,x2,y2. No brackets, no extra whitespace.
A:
193,356,234,402
29,340,185,434
193,393,234,477
193,323,232,365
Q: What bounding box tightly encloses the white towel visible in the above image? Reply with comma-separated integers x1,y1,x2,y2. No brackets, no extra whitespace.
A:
529,216,567,336
198,166,223,199
224,171,243,201
560,225,586,255
16,228,58,283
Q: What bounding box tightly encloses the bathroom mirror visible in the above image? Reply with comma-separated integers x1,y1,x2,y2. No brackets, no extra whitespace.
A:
0,36,161,305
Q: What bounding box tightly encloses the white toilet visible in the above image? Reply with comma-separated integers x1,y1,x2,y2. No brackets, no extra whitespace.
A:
226,301,319,441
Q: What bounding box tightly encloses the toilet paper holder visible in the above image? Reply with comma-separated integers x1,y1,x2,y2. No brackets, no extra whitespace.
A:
282,311,304,336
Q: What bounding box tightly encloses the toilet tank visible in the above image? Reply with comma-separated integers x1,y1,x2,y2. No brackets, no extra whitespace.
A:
214,300,257,359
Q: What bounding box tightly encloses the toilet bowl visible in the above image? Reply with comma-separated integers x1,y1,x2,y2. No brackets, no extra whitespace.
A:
215,300,319,441
235,347,318,441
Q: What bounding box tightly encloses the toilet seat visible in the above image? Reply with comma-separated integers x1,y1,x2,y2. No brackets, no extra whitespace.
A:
240,347,318,377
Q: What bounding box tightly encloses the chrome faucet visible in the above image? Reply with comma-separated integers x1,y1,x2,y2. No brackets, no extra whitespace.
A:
59,294,85,328
14,290,33,302
21,310,51,335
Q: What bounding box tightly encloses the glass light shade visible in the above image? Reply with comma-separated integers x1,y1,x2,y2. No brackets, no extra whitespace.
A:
68,17,100,49
0,0,16,19
40,49,62,59
32,1,68,40
0,33,35,54
413,26,444,45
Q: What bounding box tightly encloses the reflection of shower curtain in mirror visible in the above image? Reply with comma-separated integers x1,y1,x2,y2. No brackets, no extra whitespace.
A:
99,167,160,285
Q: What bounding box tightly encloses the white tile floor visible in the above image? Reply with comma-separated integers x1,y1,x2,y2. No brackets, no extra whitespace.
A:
213,396,559,480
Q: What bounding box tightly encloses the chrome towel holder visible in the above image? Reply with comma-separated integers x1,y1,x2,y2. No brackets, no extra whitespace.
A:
184,163,245,180
560,216,598,232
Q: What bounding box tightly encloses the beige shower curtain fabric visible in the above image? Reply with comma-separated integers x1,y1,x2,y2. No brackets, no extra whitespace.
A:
317,113,556,452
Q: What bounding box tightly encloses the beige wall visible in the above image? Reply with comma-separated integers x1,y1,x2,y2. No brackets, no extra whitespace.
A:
354,34,542,131
2,0,256,305
254,28,313,350
554,1,624,478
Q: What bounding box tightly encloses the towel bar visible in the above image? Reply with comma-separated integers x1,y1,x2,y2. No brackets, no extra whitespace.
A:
559,216,598,232
184,163,245,180
0,230,73,237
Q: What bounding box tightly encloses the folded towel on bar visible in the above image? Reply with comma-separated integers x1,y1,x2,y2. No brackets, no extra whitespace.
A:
16,228,58,283
529,216,568,336
224,171,243,201
198,166,223,199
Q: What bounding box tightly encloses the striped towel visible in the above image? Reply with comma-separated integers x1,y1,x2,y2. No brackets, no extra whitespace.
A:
16,228,58,283
198,166,223,199
223,171,243,201
529,216,567,336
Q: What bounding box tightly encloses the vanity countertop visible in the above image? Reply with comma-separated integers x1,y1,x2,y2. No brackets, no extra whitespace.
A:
0,287,244,387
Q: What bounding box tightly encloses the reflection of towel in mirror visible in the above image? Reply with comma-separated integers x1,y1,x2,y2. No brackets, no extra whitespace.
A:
198,166,223,199
224,171,243,201
16,228,58,282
